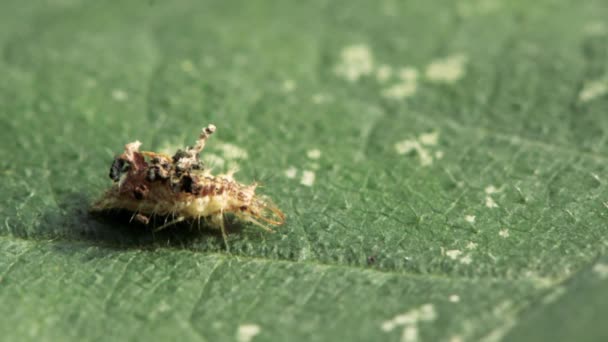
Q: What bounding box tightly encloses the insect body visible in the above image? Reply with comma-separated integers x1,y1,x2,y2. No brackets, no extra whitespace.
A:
92,124,285,244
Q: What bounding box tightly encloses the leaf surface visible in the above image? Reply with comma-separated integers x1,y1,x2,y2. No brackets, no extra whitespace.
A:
1,1,607,341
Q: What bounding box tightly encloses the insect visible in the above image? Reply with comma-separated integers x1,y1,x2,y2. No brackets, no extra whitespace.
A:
91,124,285,246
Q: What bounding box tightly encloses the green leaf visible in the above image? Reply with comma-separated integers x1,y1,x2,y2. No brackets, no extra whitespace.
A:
1,0,607,341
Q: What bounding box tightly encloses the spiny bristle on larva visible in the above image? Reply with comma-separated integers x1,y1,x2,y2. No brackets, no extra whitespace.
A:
92,124,285,242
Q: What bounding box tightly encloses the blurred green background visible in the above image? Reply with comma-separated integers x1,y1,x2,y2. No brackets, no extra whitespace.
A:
1,0,608,341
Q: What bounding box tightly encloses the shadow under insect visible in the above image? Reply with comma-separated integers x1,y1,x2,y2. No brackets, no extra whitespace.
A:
88,208,246,248
22,191,237,250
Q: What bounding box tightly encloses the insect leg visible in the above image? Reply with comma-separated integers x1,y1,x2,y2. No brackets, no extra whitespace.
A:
154,216,185,232
242,215,276,233
134,213,150,225
210,212,230,253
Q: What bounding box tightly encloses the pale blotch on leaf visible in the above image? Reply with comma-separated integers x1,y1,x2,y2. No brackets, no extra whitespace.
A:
376,64,393,82
499,229,510,238
382,66,419,100
84,78,97,88
465,215,476,223
466,241,478,250
306,149,321,159
459,255,472,265
312,93,331,104
418,131,439,146
300,170,316,187
382,82,417,99
381,304,437,342
592,263,608,279
284,166,297,179
485,196,498,208
282,80,296,92
579,79,608,102
401,325,418,342
111,89,128,101
449,336,464,342
334,44,374,82
444,247,472,264
485,185,499,194
395,139,419,155
425,54,468,84
395,132,440,166
237,324,261,342
584,21,607,36
449,294,461,303
398,67,418,82
416,147,433,166
446,249,463,260
180,59,195,73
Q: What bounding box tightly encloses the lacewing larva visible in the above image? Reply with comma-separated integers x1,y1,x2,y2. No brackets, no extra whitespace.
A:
91,124,285,245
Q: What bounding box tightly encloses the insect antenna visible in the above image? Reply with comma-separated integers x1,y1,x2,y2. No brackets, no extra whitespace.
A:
220,214,230,253
129,202,146,223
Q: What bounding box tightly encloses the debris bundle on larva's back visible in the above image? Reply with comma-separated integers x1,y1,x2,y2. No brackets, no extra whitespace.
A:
91,124,285,243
